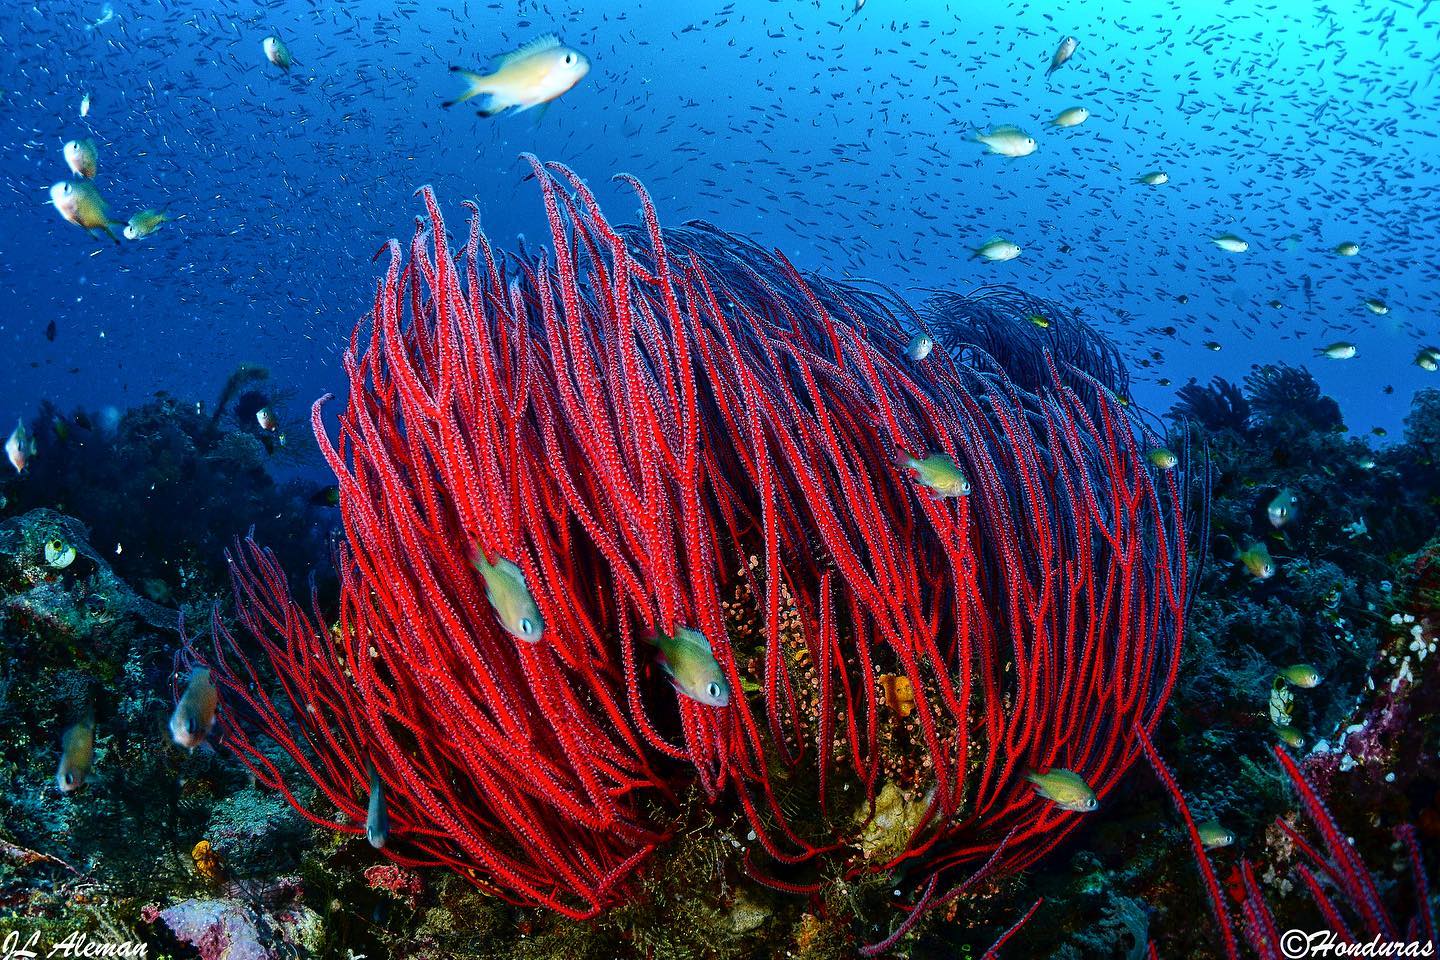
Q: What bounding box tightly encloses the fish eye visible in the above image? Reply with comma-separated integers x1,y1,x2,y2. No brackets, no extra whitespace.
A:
520,617,533,634
564,53,574,64
707,682,722,699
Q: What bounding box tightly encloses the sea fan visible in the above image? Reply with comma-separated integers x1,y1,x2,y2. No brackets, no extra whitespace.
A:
1169,377,1250,434
1242,363,1343,434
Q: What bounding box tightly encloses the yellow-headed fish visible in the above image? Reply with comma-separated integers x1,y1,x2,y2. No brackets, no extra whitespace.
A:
906,333,934,361
1277,663,1321,689
975,125,1036,157
263,35,292,71
1274,724,1304,749
50,180,123,242
1047,36,1078,76
170,666,219,748
1026,767,1097,811
56,720,94,793
64,138,98,179
1146,447,1179,470
468,543,544,642
444,35,590,117
899,451,972,498
1197,819,1235,849
123,207,173,240
1136,170,1169,186
644,626,731,707
1237,542,1276,580
974,237,1022,261
1052,107,1089,127
1212,233,1249,253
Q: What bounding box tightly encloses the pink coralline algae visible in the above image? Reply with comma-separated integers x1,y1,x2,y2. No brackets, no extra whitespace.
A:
155,897,320,960
195,155,1194,919
156,899,269,960
365,863,424,909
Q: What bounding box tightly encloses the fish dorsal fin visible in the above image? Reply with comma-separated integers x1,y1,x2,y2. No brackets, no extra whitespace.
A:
496,34,561,69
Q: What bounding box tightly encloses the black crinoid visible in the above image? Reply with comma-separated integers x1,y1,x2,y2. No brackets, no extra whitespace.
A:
1243,363,1343,434
1169,376,1251,434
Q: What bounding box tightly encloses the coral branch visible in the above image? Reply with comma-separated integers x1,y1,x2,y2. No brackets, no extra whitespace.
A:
196,158,1192,915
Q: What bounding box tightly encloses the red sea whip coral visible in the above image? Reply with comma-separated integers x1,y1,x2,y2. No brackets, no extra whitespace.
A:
197,156,1192,920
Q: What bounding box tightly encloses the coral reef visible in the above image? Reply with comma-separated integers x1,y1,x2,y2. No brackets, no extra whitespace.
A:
193,157,1191,942
1,181,1438,960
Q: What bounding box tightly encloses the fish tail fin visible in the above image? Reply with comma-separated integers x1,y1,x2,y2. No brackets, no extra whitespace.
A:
465,539,493,575
638,629,674,675
442,67,490,108
893,450,915,471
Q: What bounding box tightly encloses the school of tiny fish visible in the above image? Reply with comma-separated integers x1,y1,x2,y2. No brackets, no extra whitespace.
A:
0,0,1434,447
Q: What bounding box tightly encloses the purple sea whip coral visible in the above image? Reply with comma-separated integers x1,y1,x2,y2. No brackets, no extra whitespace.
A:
195,155,1193,920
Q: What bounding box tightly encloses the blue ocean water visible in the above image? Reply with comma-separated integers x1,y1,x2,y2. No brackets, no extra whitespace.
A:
2,0,1437,443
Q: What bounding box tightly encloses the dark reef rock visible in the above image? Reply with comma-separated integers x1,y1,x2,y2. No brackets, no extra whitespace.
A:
2,369,1438,959
3,390,332,609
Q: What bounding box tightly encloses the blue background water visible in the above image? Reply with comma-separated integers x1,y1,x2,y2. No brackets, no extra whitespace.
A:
2,0,1437,449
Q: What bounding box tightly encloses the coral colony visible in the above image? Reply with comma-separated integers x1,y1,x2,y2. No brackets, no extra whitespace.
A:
190,156,1193,927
